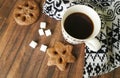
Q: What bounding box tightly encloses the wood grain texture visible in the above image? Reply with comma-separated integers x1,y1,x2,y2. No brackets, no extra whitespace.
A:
0,0,120,78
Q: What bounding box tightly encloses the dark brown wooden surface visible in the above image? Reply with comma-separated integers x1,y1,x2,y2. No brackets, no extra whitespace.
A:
0,0,120,78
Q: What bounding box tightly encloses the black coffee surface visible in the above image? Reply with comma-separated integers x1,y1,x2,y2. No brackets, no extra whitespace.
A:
64,13,94,39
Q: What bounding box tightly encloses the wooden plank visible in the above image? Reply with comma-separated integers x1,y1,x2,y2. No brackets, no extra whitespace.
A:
114,67,120,78
37,18,61,78
92,77,98,78
0,0,17,18
0,18,17,57
0,19,8,41
5,22,39,78
66,44,85,78
0,0,18,56
0,17,6,27
97,71,114,78
44,22,64,78
6,14,58,78
0,0,5,8
0,24,25,78
5,13,43,78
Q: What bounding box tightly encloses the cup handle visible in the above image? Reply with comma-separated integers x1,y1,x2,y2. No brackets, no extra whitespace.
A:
85,38,101,52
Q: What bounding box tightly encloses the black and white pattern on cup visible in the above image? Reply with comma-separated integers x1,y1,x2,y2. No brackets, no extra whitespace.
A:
43,0,120,77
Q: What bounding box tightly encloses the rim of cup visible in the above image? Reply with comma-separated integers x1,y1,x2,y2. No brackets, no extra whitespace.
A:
61,5,101,41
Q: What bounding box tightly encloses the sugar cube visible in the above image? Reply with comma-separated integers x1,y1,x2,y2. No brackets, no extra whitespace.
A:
29,41,37,48
40,44,47,52
40,22,46,29
45,29,52,36
38,29,44,36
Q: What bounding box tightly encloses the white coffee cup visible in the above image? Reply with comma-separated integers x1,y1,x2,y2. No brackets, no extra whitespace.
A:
61,5,101,52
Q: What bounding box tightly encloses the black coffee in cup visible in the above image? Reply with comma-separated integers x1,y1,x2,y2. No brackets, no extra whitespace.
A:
64,12,94,39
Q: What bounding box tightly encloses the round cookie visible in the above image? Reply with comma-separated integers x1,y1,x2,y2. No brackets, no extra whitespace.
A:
13,0,40,26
